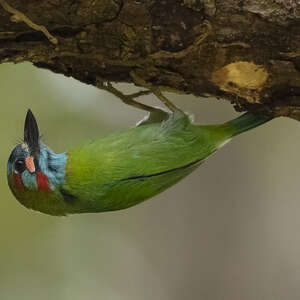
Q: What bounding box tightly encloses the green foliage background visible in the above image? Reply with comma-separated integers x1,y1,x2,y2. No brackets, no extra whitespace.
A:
1,63,300,300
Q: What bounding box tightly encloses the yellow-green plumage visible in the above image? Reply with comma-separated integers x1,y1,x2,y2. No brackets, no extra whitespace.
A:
7,109,271,216
61,110,269,214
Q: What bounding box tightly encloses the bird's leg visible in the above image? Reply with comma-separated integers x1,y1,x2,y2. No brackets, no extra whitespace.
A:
130,71,179,112
96,80,169,124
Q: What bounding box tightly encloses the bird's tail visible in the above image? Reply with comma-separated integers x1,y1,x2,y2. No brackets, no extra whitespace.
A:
223,112,273,137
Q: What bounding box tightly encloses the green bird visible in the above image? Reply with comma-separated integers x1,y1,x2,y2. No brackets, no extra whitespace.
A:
7,95,272,216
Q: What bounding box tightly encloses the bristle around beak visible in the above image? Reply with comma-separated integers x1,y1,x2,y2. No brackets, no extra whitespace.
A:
24,109,40,156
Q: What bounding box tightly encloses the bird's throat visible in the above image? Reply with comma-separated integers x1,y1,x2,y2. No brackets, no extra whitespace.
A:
12,173,25,190
36,171,51,192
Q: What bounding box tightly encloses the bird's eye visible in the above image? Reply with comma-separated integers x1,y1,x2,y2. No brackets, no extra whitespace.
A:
15,159,26,173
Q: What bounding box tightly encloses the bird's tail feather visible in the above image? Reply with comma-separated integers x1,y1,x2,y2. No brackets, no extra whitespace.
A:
223,112,273,137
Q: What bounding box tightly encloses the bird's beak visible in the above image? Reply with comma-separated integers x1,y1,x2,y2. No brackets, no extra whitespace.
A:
25,156,36,174
24,109,40,156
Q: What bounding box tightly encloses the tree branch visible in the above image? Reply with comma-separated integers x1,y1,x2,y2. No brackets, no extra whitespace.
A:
1,0,300,119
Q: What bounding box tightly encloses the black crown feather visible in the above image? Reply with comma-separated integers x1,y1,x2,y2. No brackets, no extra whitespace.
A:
24,109,40,155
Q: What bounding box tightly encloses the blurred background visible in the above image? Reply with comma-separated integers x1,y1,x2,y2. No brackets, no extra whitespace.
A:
1,63,300,300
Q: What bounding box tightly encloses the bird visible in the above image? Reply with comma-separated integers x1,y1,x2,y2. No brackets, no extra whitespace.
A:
7,96,272,216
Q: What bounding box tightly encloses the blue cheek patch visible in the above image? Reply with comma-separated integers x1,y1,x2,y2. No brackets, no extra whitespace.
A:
38,145,67,190
14,144,67,192
22,171,37,190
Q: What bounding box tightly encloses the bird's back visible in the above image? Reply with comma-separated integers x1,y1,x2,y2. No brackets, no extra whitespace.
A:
62,111,230,213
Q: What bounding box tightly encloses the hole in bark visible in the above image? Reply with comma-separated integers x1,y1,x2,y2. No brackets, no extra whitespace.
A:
15,32,48,43
52,26,82,38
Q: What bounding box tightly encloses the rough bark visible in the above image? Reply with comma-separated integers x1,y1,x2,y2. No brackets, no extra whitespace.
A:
1,0,300,119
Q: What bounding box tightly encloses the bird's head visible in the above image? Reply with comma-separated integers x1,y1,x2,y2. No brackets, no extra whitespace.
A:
7,110,67,213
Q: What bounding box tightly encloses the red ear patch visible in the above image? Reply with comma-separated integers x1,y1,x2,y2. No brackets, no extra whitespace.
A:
36,171,51,192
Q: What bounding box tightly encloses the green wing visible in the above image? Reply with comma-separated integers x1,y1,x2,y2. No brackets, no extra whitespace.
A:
62,111,228,213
